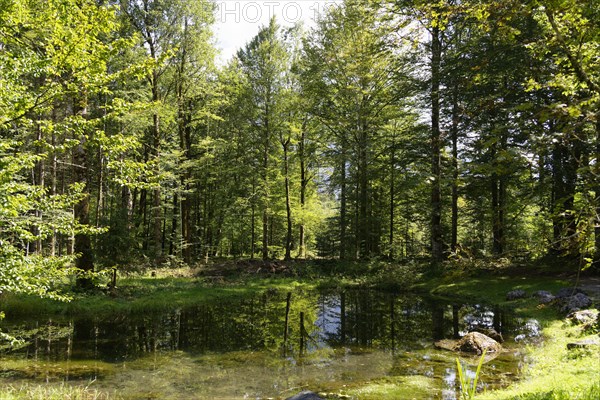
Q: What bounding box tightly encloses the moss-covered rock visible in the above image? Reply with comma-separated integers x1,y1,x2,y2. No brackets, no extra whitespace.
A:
455,332,502,354
435,332,502,354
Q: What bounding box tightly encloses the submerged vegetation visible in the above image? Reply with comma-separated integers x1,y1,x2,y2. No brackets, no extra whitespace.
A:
456,350,487,400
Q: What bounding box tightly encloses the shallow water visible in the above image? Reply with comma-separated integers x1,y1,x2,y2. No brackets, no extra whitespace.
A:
0,289,537,399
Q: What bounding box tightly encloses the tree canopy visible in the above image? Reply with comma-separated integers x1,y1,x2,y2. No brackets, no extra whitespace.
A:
1,0,599,295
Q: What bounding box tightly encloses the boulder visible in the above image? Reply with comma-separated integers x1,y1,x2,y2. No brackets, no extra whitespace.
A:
567,309,599,325
567,309,599,333
506,289,527,300
470,327,504,343
566,339,600,350
434,339,458,352
532,290,555,304
559,293,593,314
555,287,587,299
454,332,502,354
286,391,324,400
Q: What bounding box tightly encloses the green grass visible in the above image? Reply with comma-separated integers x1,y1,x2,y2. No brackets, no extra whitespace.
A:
0,260,422,317
0,383,116,400
414,275,569,304
476,319,599,400
0,275,316,317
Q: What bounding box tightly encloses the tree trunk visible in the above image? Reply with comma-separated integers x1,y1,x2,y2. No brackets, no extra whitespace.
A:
298,124,307,258
563,133,581,255
498,174,506,254
121,185,132,231
340,136,348,259
50,115,58,256
450,85,459,252
181,191,191,263
596,117,600,261
389,139,395,259
179,101,193,264
262,202,269,260
491,170,502,255
95,146,104,227
74,94,94,289
551,138,563,252
430,25,443,264
169,193,178,256
177,20,193,265
33,120,45,254
551,133,579,255
145,58,161,262
140,187,148,251
358,126,369,258
262,120,270,260
283,138,292,261
251,176,256,259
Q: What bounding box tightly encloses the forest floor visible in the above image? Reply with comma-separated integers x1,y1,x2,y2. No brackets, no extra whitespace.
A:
0,259,598,399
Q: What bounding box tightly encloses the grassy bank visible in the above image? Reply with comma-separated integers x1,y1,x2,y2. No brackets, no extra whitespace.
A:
0,275,314,318
413,272,599,400
479,317,599,400
0,260,420,318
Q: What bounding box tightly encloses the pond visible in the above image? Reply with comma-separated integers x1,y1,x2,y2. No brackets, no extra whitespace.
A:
0,289,540,399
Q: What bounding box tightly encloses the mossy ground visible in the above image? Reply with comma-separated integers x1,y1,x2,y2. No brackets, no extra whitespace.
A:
476,318,599,400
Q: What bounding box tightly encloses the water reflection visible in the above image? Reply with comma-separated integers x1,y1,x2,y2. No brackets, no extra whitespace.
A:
1,289,532,399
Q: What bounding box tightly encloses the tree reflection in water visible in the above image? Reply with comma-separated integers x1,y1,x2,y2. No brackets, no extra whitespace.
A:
1,289,529,398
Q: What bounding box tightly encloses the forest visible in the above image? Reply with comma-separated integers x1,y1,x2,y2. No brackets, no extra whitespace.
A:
0,0,599,399
0,0,599,281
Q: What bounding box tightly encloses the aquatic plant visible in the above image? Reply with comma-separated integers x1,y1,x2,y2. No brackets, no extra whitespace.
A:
456,350,487,400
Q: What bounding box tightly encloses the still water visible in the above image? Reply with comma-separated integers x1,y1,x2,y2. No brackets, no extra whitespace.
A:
0,289,539,399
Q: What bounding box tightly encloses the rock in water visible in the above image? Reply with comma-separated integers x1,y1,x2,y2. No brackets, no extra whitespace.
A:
286,391,324,400
470,327,504,343
455,332,502,354
434,339,458,351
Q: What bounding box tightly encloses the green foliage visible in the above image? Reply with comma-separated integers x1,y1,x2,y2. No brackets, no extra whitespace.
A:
0,245,75,301
0,141,80,301
456,350,487,400
301,0,422,259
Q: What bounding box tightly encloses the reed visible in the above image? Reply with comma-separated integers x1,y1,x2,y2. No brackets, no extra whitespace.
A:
456,350,487,400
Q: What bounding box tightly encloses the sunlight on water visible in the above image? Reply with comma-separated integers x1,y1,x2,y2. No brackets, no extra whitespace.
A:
0,289,535,399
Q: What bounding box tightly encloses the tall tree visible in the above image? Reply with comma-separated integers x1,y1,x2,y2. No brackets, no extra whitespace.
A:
0,0,133,287
237,18,288,260
533,0,600,259
302,0,417,259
